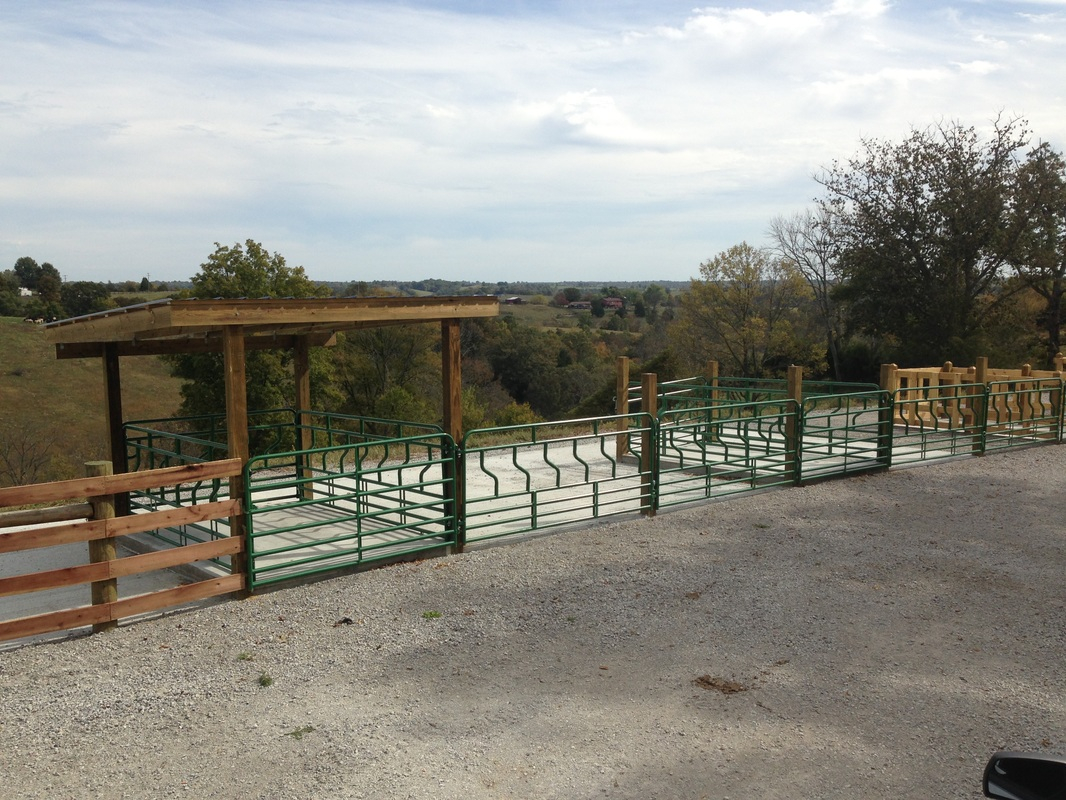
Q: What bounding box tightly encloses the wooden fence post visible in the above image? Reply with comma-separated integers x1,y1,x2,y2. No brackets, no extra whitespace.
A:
615,356,630,459
86,461,118,633
785,365,803,484
705,360,720,442
640,372,657,517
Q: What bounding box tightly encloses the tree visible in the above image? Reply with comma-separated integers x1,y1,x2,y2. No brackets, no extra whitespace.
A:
1009,142,1066,366
61,281,114,318
189,240,329,299
0,421,59,487
333,324,439,418
675,242,819,377
642,283,666,309
769,208,846,379
816,117,1031,365
166,241,334,450
0,270,21,316
13,257,41,289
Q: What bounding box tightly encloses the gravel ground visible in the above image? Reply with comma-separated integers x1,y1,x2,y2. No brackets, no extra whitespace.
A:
2,447,1064,799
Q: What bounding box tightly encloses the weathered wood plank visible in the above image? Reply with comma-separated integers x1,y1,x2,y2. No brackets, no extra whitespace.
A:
0,574,242,642
0,604,111,642
109,574,243,618
55,332,336,359
0,459,241,507
0,503,93,530
45,297,499,345
0,537,242,598
0,500,240,554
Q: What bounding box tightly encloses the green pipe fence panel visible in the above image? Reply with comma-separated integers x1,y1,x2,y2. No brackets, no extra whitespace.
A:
298,411,444,450
800,391,890,481
115,383,1066,590
888,383,985,465
656,399,799,508
462,414,653,543
245,433,456,587
983,379,1063,452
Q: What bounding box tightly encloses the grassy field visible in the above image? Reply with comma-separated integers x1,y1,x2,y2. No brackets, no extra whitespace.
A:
0,316,183,482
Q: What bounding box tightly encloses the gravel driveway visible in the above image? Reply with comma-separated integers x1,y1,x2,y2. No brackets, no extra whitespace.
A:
2,446,1064,799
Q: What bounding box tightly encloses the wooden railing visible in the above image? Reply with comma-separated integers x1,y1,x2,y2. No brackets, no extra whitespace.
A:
0,459,245,643
882,358,1065,429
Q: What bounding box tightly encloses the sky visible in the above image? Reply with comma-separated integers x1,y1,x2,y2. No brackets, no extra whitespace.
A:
2,1,1065,285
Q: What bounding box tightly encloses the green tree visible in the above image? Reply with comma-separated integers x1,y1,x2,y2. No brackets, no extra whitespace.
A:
60,281,114,318
167,241,334,449
13,257,41,289
816,117,1031,365
642,283,665,309
333,324,439,417
1009,142,1066,366
676,242,818,377
189,240,330,299
0,270,21,316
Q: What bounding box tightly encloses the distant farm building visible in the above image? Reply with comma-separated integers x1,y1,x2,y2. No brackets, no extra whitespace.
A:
603,297,624,310
567,301,592,310
503,296,524,305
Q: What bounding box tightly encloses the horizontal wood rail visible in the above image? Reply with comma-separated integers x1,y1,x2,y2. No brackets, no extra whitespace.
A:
0,459,245,644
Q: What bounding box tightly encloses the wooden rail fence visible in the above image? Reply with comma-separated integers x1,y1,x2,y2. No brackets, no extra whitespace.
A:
0,458,245,643
882,357,1065,429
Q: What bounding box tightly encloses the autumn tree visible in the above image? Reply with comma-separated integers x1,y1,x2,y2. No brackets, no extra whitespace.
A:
676,242,819,377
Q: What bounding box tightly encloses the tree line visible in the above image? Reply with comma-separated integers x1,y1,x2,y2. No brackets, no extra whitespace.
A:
5,114,1064,440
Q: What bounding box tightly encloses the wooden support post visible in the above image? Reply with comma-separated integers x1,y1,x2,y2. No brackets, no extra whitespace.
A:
102,343,130,516
705,359,720,442
86,460,118,633
441,319,465,551
878,363,897,467
222,326,250,594
293,335,313,501
786,365,803,484
615,356,630,459
640,372,657,517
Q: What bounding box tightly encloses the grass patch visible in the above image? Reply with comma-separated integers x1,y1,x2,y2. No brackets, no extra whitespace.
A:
257,671,274,687
0,317,182,482
422,610,442,619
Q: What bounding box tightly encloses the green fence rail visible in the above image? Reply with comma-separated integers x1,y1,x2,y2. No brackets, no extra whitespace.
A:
656,399,799,509
462,414,654,543
800,390,889,481
119,377,1065,587
244,433,456,588
983,379,1063,452
889,382,985,466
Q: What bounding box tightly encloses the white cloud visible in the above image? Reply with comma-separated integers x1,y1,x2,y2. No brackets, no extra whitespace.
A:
0,1,1064,283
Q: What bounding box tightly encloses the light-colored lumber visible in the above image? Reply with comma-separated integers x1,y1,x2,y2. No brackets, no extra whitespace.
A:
0,503,93,529
0,459,241,508
0,537,242,598
0,500,240,554
0,574,242,642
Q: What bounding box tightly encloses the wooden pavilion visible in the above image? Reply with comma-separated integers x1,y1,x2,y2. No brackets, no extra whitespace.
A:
43,296,500,553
